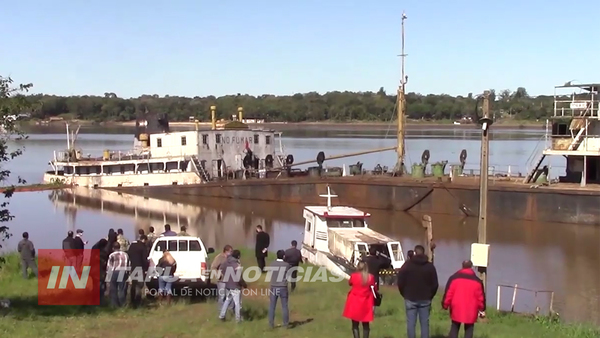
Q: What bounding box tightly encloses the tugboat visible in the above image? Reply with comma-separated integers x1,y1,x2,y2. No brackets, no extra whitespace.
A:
301,185,406,283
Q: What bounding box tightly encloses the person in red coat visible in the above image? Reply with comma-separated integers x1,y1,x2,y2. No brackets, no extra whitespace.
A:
343,261,375,338
442,260,486,338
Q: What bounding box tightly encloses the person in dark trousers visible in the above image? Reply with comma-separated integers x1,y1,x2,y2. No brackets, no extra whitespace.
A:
284,240,302,291
397,245,439,338
162,224,177,236
364,247,391,289
62,231,77,266
127,235,149,308
73,229,86,270
442,260,486,338
407,250,415,260
255,225,270,272
343,261,375,338
98,231,118,303
268,250,291,329
107,241,130,307
92,238,108,302
17,232,37,279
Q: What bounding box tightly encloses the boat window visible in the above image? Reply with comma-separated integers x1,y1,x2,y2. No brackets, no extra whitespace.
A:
326,218,365,228
306,221,312,232
216,134,222,144
265,135,271,144
181,136,187,146
202,134,208,145
157,138,163,148
254,134,259,144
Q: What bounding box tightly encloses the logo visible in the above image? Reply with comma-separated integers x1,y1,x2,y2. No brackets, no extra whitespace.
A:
38,249,101,305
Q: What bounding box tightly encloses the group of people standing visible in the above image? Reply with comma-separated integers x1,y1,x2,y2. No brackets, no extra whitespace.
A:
55,224,182,307
211,225,303,329
343,244,486,338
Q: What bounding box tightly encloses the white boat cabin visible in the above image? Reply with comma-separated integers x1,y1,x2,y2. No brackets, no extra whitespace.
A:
302,187,405,270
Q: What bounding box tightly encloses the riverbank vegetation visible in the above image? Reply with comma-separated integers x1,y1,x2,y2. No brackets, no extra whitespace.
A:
0,76,35,256
0,182,67,193
0,250,597,338
16,87,553,123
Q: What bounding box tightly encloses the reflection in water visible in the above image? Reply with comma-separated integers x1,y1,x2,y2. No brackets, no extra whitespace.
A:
5,188,597,325
47,188,302,253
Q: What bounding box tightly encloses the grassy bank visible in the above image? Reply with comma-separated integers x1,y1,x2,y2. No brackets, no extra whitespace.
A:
0,183,66,193
0,251,596,338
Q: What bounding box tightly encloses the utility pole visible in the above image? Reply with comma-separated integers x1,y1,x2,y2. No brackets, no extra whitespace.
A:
477,90,493,291
395,12,408,175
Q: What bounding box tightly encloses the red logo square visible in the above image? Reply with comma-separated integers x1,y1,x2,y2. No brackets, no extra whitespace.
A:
38,249,101,305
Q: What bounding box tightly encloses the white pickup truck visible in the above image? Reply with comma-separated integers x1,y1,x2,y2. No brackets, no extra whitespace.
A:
146,236,215,290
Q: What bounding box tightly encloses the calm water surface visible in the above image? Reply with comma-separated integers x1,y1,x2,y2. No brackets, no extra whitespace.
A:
0,126,597,325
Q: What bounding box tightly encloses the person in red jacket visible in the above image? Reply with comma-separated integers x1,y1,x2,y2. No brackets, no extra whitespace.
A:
442,260,486,338
343,261,375,338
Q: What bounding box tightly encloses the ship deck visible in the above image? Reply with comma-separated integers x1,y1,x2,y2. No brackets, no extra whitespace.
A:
173,174,600,195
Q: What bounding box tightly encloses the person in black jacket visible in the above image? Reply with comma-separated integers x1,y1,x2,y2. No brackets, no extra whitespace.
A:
364,247,391,289
255,225,270,272
127,235,149,308
284,240,303,291
62,231,77,267
73,229,86,271
90,238,108,303
397,245,439,338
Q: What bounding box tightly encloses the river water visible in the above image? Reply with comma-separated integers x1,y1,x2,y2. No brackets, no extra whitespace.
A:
1,125,598,325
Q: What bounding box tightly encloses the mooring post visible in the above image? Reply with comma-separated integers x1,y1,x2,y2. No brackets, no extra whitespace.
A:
421,215,434,263
475,90,492,296
496,285,501,311
511,284,518,312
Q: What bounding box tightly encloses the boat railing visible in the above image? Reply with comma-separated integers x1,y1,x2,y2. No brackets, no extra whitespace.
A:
553,85,599,119
553,99,599,119
52,145,195,163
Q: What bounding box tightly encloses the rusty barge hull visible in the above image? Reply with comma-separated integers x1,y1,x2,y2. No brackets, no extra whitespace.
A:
115,176,600,226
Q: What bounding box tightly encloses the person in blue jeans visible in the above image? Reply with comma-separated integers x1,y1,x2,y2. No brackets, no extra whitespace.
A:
397,245,439,338
219,250,247,323
157,250,177,305
267,250,291,329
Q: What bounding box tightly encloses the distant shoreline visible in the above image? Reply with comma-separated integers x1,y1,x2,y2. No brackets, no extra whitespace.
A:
29,119,545,131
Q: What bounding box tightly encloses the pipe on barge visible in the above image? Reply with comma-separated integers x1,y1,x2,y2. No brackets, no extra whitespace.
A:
113,176,600,226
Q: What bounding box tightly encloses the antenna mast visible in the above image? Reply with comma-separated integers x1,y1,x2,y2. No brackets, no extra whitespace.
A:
395,12,408,175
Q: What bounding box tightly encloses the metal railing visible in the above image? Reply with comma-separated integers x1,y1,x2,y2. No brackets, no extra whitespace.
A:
496,284,555,316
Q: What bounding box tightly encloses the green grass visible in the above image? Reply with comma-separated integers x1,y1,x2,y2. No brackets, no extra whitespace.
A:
0,251,597,338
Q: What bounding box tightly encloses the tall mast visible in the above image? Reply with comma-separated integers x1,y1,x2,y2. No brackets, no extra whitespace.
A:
396,12,408,174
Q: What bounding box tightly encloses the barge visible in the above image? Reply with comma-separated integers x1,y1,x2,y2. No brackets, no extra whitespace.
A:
116,83,600,226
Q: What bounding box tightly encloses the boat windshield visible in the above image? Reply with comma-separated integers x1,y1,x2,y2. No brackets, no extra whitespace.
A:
326,218,365,228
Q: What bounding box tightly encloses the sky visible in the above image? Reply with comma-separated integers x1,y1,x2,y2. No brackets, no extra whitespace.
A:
1,1,599,98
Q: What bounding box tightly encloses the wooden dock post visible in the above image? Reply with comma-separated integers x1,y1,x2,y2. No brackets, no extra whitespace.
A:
421,215,434,263
477,90,492,293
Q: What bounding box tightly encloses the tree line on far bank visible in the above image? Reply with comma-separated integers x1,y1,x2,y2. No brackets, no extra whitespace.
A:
15,86,553,123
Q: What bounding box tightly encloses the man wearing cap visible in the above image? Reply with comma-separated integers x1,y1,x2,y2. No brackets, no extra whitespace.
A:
62,231,77,267
73,229,86,270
